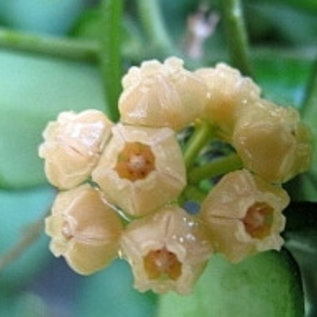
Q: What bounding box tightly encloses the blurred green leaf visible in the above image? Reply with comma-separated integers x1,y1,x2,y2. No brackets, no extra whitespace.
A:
0,185,54,285
246,3,317,46
299,61,317,201
0,51,106,188
253,57,313,107
0,0,86,36
248,0,317,14
75,259,157,317
283,202,317,317
159,251,304,317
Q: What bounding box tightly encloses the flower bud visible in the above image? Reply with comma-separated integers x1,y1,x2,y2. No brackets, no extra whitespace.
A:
39,110,112,189
232,100,312,183
119,57,207,131
45,184,123,275
195,63,261,140
201,169,289,263
120,206,212,295
92,124,186,217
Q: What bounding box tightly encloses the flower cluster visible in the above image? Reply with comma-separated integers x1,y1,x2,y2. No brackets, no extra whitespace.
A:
39,57,311,295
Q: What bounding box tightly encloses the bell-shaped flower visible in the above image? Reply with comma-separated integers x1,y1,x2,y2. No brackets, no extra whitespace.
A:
45,184,123,275
92,124,186,217
39,110,112,189
119,57,207,131
195,63,261,140
120,206,212,294
232,100,312,183
201,169,289,263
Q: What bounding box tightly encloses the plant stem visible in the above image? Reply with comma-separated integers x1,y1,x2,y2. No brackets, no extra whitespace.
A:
0,27,98,62
0,214,46,273
99,0,123,121
219,0,253,76
183,185,206,203
137,0,175,56
184,121,214,169
188,153,243,183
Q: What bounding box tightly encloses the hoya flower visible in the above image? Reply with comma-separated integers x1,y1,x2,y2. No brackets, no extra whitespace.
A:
39,110,112,189
45,184,123,275
92,124,186,217
201,169,289,263
232,100,312,183
120,206,212,295
195,63,261,140
119,57,207,131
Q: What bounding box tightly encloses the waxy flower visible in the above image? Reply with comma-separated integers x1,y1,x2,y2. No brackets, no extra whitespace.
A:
45,184,123,275
39,110,112,189
201,169,289,263
120,206,212,295
195,63,261,140
119,57,207,131
232,100,312,183
92,124,186,216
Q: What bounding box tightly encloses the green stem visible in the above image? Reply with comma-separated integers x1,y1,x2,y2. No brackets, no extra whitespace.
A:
188,153,243,183
219,0,253,76
183,185,206,203
99,0,123,121
0,213,46,273
184,122,214,169
0,27,98,62
137,0,175,56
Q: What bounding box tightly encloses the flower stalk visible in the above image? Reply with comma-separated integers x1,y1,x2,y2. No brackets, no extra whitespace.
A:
99,0,124,120
0,27,98,62
219,0,253,76
188,153,243,183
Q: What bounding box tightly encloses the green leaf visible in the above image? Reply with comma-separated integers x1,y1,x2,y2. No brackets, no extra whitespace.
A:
158,251,304,317
0,185,54,285
0,50,106,188
75,259,157,317
246,2,317,45
299,61,317,201
283,202,317,317
253,57,313,107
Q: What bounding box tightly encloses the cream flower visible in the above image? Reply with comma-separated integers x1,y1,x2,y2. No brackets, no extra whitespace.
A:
119,57,207,131
120,206,212,295
201,169,289,263
39,110,112,189
45,184,123,275
195,63,261,140
92,124,186,217
232,100,312,183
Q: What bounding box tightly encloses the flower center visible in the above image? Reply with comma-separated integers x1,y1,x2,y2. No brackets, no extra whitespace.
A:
144,247,182,280
243,202,274,239
115,142,155,181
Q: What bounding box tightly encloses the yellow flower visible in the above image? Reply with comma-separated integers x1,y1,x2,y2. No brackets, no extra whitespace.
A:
119,57,207,131
201,169,289,263
232,100,312,183
39,110,112,189
120,206,212,294
45,184,123,275
195,63,261,140
92,124,186,217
